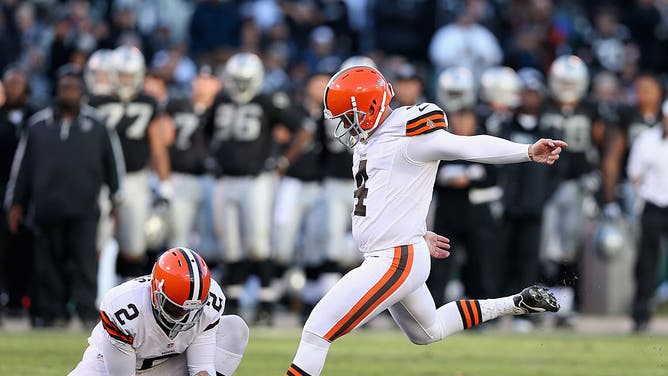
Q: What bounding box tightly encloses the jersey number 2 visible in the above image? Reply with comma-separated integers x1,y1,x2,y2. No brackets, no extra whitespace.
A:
354,160,368,216
114,303,139,325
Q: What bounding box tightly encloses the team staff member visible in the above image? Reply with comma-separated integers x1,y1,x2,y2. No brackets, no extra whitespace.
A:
627,100,668,333
5,65,124,328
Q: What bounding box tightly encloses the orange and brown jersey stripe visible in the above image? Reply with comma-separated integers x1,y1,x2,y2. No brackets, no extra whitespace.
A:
324,245,414,342
286,363,312,376
100,311,134,344
456,300,482,329
406,110,447,136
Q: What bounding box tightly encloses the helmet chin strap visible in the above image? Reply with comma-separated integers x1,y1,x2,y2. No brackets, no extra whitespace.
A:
352,91,388,143
350,96,368,143
374,91,388,130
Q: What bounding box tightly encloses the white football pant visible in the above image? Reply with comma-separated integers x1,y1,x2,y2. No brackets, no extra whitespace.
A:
273,177,322,266
116,170,151,258
212,173,275,262
167,173,204,248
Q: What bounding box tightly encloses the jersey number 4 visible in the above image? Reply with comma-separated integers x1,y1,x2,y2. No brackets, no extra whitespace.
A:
354,159,368,216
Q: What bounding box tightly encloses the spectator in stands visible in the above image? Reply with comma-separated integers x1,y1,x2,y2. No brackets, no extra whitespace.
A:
391,62,425,107
580,6,630,74
372,0,436,63
0,10,19,73
429,2,502,81
301,26,341,74
626,0,665,73
189,0,242,63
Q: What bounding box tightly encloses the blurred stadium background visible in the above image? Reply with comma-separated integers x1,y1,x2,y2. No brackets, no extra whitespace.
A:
1,0,668,374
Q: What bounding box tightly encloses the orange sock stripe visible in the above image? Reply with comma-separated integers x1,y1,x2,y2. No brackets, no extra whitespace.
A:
287,364,311,376
456,300,473,329
324,245,413,341
467,300,481,326
473,299,483,325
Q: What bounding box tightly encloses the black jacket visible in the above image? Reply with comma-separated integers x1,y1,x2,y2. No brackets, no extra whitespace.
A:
5,105,124,222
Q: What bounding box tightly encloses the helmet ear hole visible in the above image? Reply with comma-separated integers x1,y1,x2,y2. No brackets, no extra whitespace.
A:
369,105,376,117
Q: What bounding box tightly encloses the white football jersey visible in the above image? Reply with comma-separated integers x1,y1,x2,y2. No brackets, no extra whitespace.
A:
88,276,225,371
352,103,447,253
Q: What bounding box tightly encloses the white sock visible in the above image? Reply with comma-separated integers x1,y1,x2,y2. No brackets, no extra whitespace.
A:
437,297,524,336
287,331,331,376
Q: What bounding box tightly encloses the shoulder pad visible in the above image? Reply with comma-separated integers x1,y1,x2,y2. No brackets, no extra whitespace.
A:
98,279,149,345
405,103,448,136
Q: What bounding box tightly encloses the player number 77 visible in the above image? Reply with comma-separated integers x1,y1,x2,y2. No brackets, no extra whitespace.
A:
98,102,153,140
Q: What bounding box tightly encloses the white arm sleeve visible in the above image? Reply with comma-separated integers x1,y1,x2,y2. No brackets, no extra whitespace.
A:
186,327,217,376
102,336,136,376
406,130,531,164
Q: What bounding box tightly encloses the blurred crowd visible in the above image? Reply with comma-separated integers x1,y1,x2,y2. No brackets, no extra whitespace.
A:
1,0,668,333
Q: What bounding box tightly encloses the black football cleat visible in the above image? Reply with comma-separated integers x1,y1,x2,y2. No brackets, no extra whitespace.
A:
514,286,560,313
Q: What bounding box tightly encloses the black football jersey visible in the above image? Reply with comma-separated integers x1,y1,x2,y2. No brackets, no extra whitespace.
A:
319,113,354,179
499,113,557,218
89,94,158,172
206,92,303,176
284,107,321,181
165,98,207,175
539,101,600,180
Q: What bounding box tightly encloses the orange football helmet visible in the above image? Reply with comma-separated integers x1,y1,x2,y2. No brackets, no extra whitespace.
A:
150,247,211,338
324,65,394,147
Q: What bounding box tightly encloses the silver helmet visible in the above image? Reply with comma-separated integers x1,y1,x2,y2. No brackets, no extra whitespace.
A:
593,218,627,260
224,52,265,104
84,49,114,96
111,45,146,101
436,66,476,112
548,55,589,104
480,66,522,109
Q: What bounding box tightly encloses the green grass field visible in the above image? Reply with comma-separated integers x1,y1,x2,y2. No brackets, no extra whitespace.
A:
1,328,666,376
